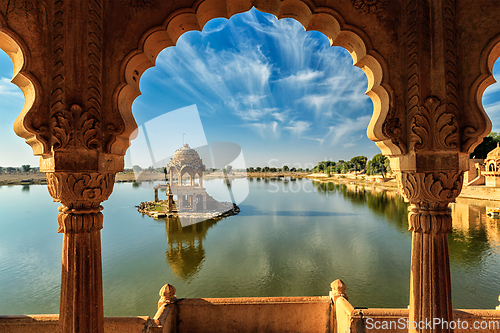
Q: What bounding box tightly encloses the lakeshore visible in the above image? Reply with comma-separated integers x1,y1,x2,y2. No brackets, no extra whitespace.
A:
2,171,500,202
307,173,500,202
0,170,308,186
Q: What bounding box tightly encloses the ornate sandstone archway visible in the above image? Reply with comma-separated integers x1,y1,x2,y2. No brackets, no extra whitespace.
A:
116,0,400,157
1,1,500,333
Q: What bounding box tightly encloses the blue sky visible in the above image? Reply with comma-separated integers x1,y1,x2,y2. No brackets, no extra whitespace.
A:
1,8,500,168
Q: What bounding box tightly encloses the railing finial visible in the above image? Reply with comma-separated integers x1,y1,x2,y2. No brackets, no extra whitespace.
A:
330,279,348,301
158,284,177,309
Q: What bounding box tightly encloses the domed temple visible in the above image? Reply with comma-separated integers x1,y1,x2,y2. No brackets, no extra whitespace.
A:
163,143,208,212
146,143,237,217
483,144,500,186
2,1,500,332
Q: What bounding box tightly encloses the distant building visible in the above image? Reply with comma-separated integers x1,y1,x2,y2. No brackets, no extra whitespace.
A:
483,143,500,187
164,143,208,212
151,143,235,217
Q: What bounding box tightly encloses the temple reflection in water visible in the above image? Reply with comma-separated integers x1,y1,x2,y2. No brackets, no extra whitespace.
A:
162,216,221,280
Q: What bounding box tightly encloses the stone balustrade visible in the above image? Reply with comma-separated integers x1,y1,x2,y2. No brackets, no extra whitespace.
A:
2,280,500,333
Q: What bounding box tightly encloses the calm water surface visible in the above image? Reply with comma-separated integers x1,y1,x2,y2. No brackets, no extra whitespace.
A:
1,179,500,317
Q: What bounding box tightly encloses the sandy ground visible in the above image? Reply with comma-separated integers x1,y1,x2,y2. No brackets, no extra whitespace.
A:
2,171,500,201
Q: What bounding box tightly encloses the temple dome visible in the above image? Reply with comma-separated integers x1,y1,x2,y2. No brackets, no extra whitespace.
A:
486,143,500,159
167,144,205,172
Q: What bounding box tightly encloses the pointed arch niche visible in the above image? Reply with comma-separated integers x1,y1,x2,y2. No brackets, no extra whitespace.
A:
115,0,399,158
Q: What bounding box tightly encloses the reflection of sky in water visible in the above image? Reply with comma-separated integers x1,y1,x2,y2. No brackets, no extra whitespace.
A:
1,180,500,317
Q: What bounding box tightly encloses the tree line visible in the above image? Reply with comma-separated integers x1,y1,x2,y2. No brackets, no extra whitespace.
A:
246,166,310,173
0,165,38,174
309,131,500,178
313,154,391,177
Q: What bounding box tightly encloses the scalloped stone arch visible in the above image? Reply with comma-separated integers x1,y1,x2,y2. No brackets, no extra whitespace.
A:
115,0,399,157
180,166,196,179
0,14,46,156
467,33,500,153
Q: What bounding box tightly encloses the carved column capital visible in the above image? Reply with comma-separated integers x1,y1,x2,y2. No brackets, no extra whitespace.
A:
399,171,463,205
46,171,115,233
399,171,462,235
46,172,115,206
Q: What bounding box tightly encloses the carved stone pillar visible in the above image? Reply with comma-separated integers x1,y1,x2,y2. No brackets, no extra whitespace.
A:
398,170,463,333
47,171,115,333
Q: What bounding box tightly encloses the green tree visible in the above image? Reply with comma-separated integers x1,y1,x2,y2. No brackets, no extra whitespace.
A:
283,165,289,172
367,154,390,177
6,167,16,173
132,165,142,173
21,165,31,172
336,160,346,174
470,132,500,159
350,156,367,173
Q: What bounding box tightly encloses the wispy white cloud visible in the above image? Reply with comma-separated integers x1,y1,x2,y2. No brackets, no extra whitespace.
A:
322,116,372,146
483,82,500,98
278,69,324,83
0,77,23,98
235,108,272,122
485,100,500,114
202,18,229,34
284,120,311,136
271,110,287,122
240,94,267,106
247,121,280,139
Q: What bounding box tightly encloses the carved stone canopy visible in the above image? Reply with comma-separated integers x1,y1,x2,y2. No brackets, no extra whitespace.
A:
167,144,205,177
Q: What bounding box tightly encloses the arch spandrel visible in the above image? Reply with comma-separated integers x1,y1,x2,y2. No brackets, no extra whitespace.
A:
114,0,404,158
0,10,48,156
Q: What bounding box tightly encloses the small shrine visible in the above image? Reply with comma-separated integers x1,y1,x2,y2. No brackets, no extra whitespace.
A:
483,143,500,187
138,144,239,221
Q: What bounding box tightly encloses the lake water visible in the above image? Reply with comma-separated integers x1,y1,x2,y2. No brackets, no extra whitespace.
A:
1,178,500,317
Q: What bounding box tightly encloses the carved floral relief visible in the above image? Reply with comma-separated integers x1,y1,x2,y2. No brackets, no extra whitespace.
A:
351,0,387,13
